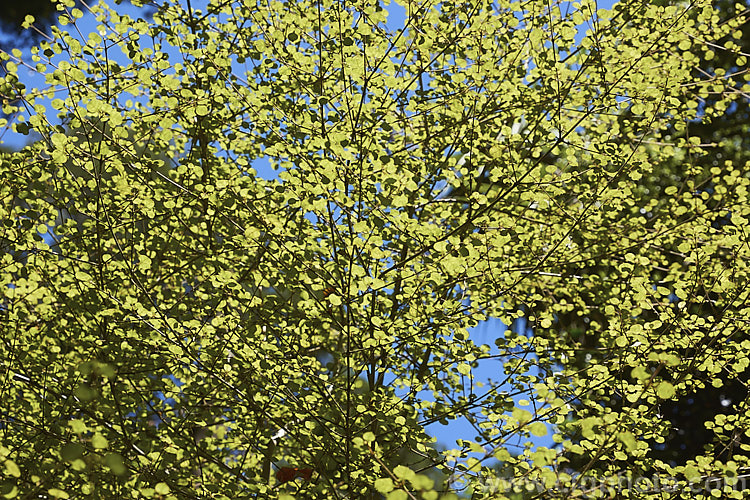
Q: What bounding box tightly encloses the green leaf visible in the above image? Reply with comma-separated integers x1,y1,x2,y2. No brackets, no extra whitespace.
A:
656,382,676,399
3,460,20,478
617,431,638,452
683,464,702,482
374,478,394,494
154,483,170,495
60,443,84,462
91,433,108,450
69,420,87,434
386,491,408,500
393,465,415,482
512,408,533,425
104,453,127,476
529,422,547,437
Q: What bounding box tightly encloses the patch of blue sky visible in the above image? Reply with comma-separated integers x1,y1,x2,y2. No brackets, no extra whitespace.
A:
382,314,557,475
1,1,155,150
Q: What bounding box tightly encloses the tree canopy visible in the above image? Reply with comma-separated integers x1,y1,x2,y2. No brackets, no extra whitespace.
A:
0,0,748,498
556,0,750,473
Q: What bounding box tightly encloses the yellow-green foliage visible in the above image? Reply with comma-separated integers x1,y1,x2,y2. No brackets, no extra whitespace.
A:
0,0,748,498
